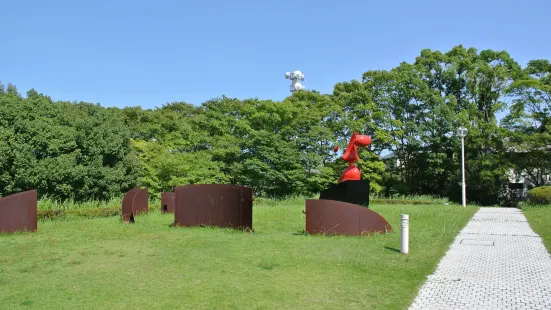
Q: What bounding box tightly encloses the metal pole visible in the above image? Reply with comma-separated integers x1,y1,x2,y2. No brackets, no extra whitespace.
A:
461,136,466,207
401,214,409,254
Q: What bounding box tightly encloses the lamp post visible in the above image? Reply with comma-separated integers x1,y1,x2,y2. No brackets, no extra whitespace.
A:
285,70,305,92
457,126,468,207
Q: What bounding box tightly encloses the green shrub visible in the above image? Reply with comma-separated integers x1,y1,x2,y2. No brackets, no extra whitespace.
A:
527,186,551,205
68,207,121,218
253,195,317,207
38,209,65,220
370,199,443,205
38,196,122,211
253,195,448,206
35,193,448,222
38,206,121,220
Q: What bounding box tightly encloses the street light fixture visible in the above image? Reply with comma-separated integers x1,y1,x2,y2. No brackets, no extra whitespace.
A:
285,70,305,92
457,126,468,207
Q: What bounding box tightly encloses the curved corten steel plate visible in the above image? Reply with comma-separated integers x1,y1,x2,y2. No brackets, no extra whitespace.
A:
161,192,175,213
174,184,253,230
305,199,391,236
121,188,148,223
0,190,38,233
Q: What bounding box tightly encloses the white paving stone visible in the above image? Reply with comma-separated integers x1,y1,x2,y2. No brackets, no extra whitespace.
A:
409,207,551,310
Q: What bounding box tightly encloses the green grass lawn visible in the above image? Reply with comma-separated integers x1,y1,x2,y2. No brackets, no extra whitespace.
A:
523,205,551,253
0,201,478,310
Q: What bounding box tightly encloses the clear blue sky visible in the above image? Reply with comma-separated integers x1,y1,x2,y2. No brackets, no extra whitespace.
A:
2,0,550,110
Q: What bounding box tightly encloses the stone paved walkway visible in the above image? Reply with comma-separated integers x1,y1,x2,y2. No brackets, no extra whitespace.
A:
409,207,551,310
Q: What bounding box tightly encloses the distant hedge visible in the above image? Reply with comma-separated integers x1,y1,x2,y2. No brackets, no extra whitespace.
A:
253,197,445,206
527,186,551,205
35,196,447,221
370,199,443,205
38,206,120,220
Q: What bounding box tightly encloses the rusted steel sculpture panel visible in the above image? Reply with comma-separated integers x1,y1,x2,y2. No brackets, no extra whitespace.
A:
121,188,148,223
0,190,38,233
236,186,253,229
174,184,253,230
305,199,391,236
161,192,175,213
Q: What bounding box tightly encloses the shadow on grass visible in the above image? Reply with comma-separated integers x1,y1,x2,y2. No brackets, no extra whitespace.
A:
168,223,256,233
384,246,401,253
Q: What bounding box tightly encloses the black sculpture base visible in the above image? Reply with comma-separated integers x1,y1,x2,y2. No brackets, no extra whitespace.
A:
319,180,370,207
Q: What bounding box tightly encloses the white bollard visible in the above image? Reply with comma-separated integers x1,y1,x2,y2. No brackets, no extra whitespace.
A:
401,214,409,254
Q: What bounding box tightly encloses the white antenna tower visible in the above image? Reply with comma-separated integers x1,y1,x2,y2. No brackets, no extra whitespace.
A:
285,70,305,92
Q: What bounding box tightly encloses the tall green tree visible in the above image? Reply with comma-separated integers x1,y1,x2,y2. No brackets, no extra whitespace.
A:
503,59,551,187
0,84,139,200
412,46,522,204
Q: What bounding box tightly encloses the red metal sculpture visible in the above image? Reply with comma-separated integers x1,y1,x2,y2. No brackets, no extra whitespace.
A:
307,132,389,236
334,132,372,183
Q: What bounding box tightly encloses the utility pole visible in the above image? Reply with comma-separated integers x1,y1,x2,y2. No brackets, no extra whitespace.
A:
458,126,468,207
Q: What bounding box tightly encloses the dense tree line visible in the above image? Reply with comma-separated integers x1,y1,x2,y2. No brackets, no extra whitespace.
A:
1,45,549,205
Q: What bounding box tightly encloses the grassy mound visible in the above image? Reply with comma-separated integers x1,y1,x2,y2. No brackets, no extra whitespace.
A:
1,200,477,309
